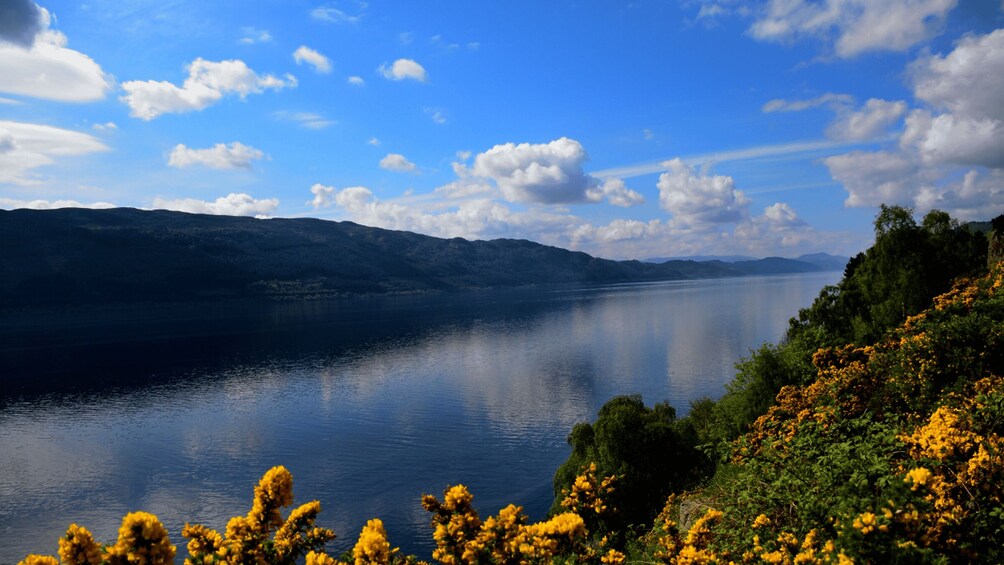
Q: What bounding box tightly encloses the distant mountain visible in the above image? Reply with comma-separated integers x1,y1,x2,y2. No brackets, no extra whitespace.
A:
796,253,850,272
644,254,756,263
0,208,841,309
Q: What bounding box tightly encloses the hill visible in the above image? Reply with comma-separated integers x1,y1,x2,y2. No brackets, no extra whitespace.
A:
646,253,848,274
0,208,834,309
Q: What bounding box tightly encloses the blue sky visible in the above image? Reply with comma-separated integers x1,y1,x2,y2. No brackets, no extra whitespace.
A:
1,0,1002,259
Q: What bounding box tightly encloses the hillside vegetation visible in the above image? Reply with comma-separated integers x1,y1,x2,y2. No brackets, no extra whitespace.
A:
17,207,1002,564
1,208,840,309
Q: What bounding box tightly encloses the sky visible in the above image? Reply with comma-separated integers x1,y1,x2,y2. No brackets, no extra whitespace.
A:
1,0,1003,260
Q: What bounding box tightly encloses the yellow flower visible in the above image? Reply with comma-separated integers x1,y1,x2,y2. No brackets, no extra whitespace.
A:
852,512,877,535
353,518,397,565
306,550,339,565
904,467,933,490
18,556,59,565
110,511,176,565
752,514,771,529
59,524,103,565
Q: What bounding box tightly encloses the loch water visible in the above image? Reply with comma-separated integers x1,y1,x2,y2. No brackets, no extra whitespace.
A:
0,272,840,561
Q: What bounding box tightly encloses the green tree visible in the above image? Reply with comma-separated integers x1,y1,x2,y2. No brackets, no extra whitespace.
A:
551,395,708,539
790,205,986,346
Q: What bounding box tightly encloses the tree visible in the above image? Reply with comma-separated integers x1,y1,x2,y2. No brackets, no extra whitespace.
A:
551,395,708,540
789,205,987,346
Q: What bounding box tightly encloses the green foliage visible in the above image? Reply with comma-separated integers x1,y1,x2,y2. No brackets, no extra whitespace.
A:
790,205,987,347
686,340,817,449
551,395,709,537
636,262,1004,563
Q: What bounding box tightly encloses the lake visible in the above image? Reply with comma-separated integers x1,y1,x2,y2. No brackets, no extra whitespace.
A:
0,272,839,562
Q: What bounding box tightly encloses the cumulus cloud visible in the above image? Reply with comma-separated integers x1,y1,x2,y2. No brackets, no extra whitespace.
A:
348,76,364,86
0,7,112,102
309,183,336,208
0,120,109,185
379,153,418,173
826,98,908,141
903,110,1004,168
92,121,117,131
748,0,957,58
121,58,296,120
903,29,1004,168
312,183,578,242
153,193,279,217
823,28,1004,218
378,58,427,82
585,178,645,207
293,45,332,74
763,94,906,141
167,142,266,170
0,0,46,48
471,137,641,206
824,150,924,208
912,29,1004,120
0,197,116,210
657,158,751,226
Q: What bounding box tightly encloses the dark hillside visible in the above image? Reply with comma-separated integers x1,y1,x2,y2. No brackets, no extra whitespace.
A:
1,208,696,308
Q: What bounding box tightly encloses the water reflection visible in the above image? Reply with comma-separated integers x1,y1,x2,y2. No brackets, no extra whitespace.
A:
0,273,838,561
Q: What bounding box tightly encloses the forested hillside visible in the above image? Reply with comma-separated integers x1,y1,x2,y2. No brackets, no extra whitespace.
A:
1,207,838,309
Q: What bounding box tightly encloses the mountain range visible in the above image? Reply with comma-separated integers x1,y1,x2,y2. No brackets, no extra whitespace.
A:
0,208,848,308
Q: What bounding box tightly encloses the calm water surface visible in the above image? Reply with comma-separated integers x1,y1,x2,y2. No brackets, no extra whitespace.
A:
0,272,839,562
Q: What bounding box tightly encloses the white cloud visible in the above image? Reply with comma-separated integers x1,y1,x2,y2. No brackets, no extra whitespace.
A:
348,75,365,86
826,98,907,141
167,142,266,170
902,29,1004,169
0,197,116,210
903,110,1004,169
472,137,620,205
748,0,958,58
426,108,447,124
824,28,1004,219
293,45,332,74
761,202,806,228
367,137,380,146
0,9,112,102
121,58,296,120
239,27,272,44
153,193,279,217
379,59,427,82
92,121,117,131
912,29,1004,121
310,3,365,24
824,150,923,208
657,158,751,225
379,153,418,173
309,183,336,208
762,93,853,113
825,149,1004,220
585,178,645,207
273,111,336,130
0,120,109,185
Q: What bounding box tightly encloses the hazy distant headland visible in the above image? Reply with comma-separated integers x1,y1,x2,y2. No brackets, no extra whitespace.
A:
0,208,847,309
